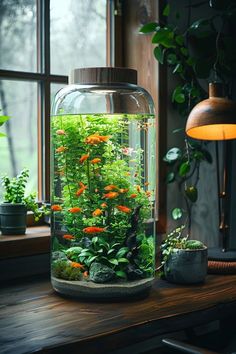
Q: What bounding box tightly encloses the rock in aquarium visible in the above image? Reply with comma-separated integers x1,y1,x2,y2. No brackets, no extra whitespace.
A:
50,67,156,300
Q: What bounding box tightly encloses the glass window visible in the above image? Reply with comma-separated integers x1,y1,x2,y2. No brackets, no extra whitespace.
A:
50,0,107,75
0,0,37,72
0,80,37,198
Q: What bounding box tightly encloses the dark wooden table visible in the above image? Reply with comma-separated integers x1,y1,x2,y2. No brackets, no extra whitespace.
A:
1,275,236,354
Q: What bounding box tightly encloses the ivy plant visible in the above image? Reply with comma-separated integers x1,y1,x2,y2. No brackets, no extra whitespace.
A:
140,0,236,232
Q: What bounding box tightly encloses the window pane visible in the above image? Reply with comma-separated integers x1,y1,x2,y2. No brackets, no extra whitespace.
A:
0,80,37,198
0,0,37,72
50,0,107,75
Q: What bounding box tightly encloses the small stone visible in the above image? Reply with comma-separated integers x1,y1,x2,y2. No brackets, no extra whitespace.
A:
89,262,115,283
52,251,67,261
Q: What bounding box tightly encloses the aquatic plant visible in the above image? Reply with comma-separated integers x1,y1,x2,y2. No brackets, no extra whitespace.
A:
51,113,155,282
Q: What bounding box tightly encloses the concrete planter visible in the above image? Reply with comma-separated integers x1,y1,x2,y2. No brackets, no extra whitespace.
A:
164,246,208,284
0,203,27,235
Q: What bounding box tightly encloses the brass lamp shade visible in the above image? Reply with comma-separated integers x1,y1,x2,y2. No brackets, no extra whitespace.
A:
186,83,236,140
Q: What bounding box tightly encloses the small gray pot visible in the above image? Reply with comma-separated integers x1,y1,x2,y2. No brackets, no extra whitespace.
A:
164,246,208,284
0,203,27,235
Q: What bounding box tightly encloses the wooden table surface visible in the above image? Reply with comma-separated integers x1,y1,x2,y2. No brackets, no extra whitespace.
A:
1,275,236,354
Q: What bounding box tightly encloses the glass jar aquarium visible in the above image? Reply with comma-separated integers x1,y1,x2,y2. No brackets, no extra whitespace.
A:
50,67,156,300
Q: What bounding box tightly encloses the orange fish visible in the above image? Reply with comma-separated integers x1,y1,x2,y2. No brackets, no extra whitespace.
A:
56,129,66,135
83,271,89,277
101,202,107,208
125,172,131,176
146,191,151,197
63,234,75,240
136,185,141,192
104,185,118,191
95,188,99,193
69,207,82,213
83,226,106,234
91,158,101,164
119,188,129,194
79,153,89,163
70,262,84,269
130,193,137,198
134,172,138,177
144,182,150,186
116,205,131,213
92,208,103,217
85,134,110,145
103,191,119,199
56,146,67,153
51,204,62,211
76,182,87,197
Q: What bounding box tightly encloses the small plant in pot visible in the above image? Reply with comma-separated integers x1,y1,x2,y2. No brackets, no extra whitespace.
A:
0,168,48,235
160,225,208,284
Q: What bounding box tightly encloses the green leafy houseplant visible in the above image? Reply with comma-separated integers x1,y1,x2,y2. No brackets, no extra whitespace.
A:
0,110,10,137
159,225,207,284
140,0,236,232
0,168,49,235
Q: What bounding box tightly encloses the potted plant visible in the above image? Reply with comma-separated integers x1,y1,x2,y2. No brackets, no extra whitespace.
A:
160,225,208,284
0,168,48,235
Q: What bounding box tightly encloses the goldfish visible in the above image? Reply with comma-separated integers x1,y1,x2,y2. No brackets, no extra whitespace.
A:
83,226,106,234
85,134,110,145
83,271,89,278
68,207,82,213
56,129,66,135
146,191,151,197
95,188,99,193
56,146,67,153
92,208,103,217
136,185,141,192
70,262,84,269
116,205,131,213
51,205,62,211
104,185,118,191
119,188,129,194
91,158,101,164
144,182,150,186
63,234,75,240
124,172,131,176
130,193,137,198
101,202,107,208
103,191,119,199
134,172,138,177
79,153,89,163
76,182,87,197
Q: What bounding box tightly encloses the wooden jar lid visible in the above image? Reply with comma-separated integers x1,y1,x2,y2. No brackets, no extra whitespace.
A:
70,67,137,85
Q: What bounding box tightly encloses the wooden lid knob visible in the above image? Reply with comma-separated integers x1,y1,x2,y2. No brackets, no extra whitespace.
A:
70,67,137,85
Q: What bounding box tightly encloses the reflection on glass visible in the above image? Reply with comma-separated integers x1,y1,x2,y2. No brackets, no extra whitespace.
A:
0,0,37,72
0,80,37,198
50,0,107,75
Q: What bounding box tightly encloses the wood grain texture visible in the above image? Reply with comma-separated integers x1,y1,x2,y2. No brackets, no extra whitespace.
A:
0,275,236,354
122,0,167,233
0,226,50,259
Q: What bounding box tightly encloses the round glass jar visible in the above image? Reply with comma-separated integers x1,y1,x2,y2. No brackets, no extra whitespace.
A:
50,67,156,300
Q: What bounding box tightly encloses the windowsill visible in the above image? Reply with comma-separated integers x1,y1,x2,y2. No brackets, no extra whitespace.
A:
0,225,50,260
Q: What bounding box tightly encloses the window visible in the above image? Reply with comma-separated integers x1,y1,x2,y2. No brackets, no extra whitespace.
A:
0,0,108,201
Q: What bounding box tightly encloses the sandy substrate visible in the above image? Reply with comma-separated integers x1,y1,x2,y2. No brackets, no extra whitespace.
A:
51,276,154,300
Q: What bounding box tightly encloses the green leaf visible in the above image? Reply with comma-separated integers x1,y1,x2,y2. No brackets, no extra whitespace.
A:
116,270,127,279
163,4,170,17
172,208,183,220
152,28,176,48
180,47,188,56
167,53,177,65
154,46,164,64
139,22,158,33
166,172,175,183
178,161,190,176
173,63,183,74
175,35,184,45
185,186,198,202
107,248,115,255
165,147,182,162
0,132,7,137
172,86,185,103
109,258,119,266
118,258,129,263
0,115,10,126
